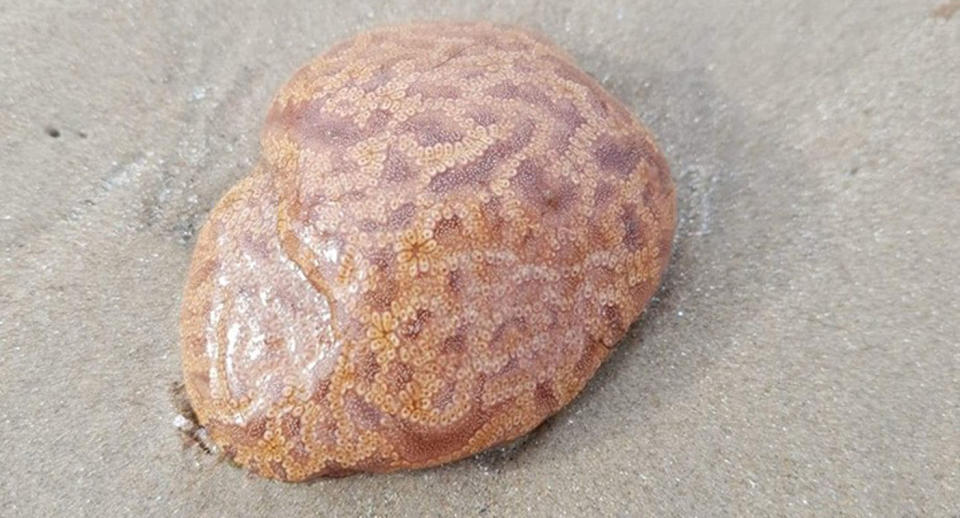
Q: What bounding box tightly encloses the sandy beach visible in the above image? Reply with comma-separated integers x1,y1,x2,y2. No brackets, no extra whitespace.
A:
1,1,958,515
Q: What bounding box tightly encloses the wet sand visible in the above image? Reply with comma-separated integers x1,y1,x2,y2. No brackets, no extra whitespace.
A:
1,1,958,515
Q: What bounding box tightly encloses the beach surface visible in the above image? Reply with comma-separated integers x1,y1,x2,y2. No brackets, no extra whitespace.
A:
1,1,958,515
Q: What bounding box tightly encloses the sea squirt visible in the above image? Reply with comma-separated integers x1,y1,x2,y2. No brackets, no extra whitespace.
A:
179,21,676,481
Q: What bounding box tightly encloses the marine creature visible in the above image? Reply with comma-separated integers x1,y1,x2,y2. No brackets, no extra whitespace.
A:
180,21,675,481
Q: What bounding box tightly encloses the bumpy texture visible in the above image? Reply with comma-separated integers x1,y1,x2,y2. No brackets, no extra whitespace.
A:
180,21,676,481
